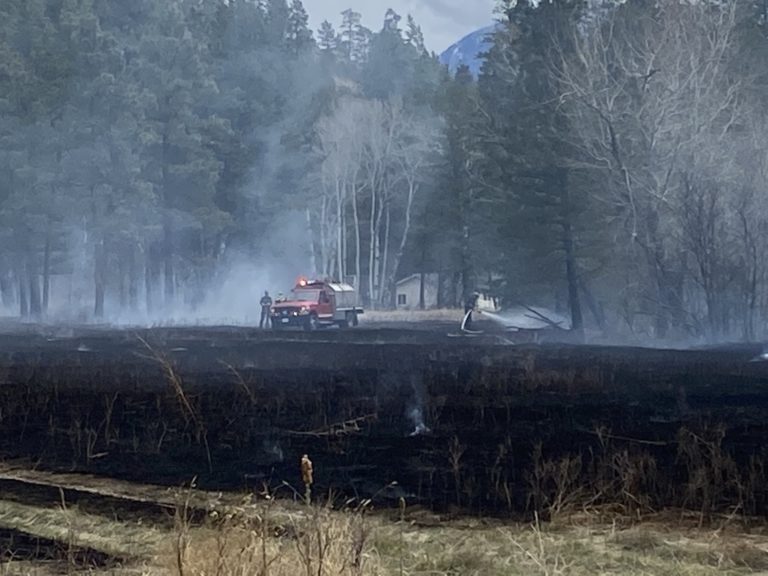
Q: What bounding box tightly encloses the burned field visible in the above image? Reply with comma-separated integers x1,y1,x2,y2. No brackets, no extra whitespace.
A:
1,325,768,520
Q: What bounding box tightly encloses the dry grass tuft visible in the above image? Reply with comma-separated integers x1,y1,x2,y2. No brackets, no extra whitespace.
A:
610,527,664,552
158,499,375,576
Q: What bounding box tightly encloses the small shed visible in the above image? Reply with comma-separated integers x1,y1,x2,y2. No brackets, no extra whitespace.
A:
395,274,439,310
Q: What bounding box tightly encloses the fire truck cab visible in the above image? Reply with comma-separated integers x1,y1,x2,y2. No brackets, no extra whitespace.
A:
270,278,364,331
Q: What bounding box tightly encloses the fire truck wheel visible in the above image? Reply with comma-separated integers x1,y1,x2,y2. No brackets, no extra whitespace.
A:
344,311,357,328
304,314,319,332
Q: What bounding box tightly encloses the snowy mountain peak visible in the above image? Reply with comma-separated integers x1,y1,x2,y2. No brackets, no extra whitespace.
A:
439,25,498,77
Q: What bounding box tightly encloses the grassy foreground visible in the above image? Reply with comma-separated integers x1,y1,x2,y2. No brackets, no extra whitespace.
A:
3,489,768,576
155,506,768,576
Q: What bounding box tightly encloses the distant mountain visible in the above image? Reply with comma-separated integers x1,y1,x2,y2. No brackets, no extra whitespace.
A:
439,25,498,77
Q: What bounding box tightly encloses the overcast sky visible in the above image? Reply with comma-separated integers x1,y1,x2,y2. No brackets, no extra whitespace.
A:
303,0,498,54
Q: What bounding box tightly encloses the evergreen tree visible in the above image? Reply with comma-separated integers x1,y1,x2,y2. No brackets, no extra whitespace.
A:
339,9,370,64
383,8,401,33
478,0,589,333
431,65,481,306
0,0,79,318
218,0,267,54
285,0,313,56
362,10,438,104
132,0,224,308
264,0,289,49
405,14,426,53
317,20,338,54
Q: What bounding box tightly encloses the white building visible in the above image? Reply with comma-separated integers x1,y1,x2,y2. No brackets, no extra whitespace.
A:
477,291,500,312
395,274,439,310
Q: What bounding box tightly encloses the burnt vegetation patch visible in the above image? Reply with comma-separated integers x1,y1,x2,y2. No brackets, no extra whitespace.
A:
0,527,124,570
1,328,768,520
0,477,182,528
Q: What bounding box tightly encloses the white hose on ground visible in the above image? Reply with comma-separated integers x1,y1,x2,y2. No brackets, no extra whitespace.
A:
460,309,472,332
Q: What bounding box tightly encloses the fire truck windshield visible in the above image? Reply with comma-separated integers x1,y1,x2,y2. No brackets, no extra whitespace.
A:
292,289,321,302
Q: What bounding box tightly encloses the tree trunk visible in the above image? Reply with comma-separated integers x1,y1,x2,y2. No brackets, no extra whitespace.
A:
28,256,42,320
94,239,105,319
145,246,155,315
42,232,51,315
579,279,605,330
119,251,127,311
163,216,174,306
559,169,583,336
18,264,28,318
352,183,361,290
371,190,386,305
437,272,445,308
387,179,418,308
161,129,174,308
563,223,583,334
381,204,391,306
451,271,461,308
306,209,318,278
128,244,139,312
368,181,377,307
460,200,473,303
319,196,328,276
0,270,13,309
419,271,426,310
336,179,344,280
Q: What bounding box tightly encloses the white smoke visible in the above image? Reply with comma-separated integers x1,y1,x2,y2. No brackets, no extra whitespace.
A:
408,405,429,436
482,307,571,331
406,373,430,436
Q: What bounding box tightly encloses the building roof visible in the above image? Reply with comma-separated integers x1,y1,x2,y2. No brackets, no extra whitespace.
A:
327,283,355,293
396,273,438,287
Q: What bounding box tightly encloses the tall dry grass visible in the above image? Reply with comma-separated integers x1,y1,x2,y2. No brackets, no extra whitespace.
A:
160,492,375,576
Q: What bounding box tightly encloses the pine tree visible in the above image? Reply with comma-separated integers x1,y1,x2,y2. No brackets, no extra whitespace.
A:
0,0,81,318
362,11,438,105
130,0,224,309
431,65,481,306
383,8,401,33
219,0,267,53
339,9,370,63
478,0,590,333
405,14,425,53
264,0,289,49
318,20,337,52
285,0,313,56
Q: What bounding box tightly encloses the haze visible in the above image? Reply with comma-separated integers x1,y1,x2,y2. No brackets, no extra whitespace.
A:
1,1,766,345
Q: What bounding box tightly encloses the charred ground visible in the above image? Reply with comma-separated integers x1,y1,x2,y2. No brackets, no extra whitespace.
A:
1,324,767,519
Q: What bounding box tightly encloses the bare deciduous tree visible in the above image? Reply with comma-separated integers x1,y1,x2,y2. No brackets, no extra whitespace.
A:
310,97,434,307
552,1,746,338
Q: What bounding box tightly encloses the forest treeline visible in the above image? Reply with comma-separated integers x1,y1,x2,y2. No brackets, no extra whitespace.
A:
1,0,767,342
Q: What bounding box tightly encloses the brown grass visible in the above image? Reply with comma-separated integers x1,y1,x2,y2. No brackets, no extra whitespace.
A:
145,491,768,576
2,483,768,575
360,309,465,323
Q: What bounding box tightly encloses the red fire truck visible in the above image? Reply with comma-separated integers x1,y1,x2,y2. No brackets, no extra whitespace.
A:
270,278,364,331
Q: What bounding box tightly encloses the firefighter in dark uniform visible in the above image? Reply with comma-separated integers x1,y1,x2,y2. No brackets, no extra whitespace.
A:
260,291,273,329
462,291,481,331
